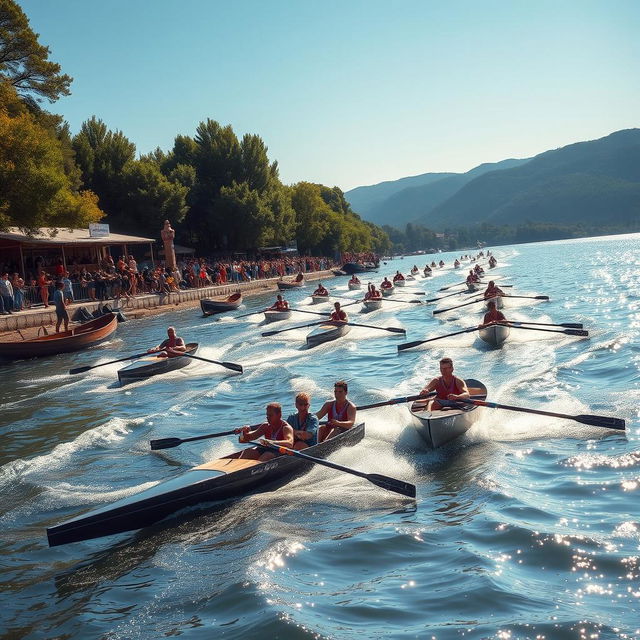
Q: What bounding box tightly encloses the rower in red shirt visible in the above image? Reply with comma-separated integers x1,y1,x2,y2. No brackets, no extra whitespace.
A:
317,380,357,442
330,301,348,323
380,277,393,290
419,357,470,411
479,300,507,328
237,402,294,461
392,271,405,283
269,294,289,310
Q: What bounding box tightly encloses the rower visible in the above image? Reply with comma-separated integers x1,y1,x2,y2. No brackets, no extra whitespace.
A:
392,271,405,283
287,392,320,450
364,283,382,300
431,261,437,268
423,265,432,276
483,280,504,300
466,270,479,285
236,402,294,461
313,283,329,296
330,301,348,323
349,274,361,285
317,380,357,442
148,326,187,358
381,277,393,290
419,357,470,411
295,272,304,282
479,300,507,328
438,260,445,268
269,294,289,310
489,256,497,268
454,259,460,267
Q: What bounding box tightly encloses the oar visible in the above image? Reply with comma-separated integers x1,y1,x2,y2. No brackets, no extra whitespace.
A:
438,280,468,292
180,352,244,372
69,351,151,375
425,290,479,303
233,309,265,320
291,308,332,317
254,442,416,498
457,399,625,430
497,323,587,337
433,295,549,315
356,393,426,410
503,295,549,301
344,321,406,334
432,297,486,314
379,297,423,305
512,320,583,329
262,320,324,337
398,326,479,351
150,427,249,450
395,291,426,296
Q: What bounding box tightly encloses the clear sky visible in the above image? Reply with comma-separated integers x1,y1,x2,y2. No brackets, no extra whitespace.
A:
20,0,640,191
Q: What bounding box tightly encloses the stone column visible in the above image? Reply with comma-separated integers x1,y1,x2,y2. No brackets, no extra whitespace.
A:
161,220,177,271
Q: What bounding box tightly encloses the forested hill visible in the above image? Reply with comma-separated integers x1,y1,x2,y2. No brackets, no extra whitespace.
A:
345,158,529,227
416,128,640,229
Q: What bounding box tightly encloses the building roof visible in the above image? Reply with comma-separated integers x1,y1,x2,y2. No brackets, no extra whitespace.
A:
0,227,155,245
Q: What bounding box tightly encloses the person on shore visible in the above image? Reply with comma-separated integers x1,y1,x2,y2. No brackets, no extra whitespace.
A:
148,326,187,357
330,301,348,323
479,300,508,328
287,392,320,450
419,357,470,411
236,402,295,460
38,270,50,307
316,380,357,442
53,281,70,332
61,271,74,304
269,294,289,310
0,272,14,314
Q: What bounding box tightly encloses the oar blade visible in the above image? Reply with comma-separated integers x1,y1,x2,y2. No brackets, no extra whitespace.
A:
562,323,584,329
398,340,427,351
575,414,626,430
366,473,416,498
221,361,244,373
69,365,92,375
385,327,407,333
150,437,183,450
567,329,589,337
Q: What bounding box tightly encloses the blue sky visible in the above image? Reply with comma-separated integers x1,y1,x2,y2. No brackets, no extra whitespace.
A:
20,0,640,191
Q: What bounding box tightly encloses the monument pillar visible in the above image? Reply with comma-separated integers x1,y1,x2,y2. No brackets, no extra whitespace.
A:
161,220,177,271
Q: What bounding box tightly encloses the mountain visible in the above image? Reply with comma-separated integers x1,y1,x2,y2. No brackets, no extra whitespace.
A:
417,129,640,229
345,159,529,227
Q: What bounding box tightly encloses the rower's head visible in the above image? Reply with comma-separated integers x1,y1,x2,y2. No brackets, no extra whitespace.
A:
277,294,283,301
487,300,496,310
266,402,282,424
334,302,341,310
295,392,310,413
488,281,495,287
334,380,348,399
439,357,454,377
167,326,176,338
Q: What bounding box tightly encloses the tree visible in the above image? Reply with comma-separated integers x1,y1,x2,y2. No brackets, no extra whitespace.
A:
0,0,72,103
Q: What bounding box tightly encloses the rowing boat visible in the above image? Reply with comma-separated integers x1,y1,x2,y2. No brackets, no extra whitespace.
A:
485,296,504,309
311,293,330,304
423,269,432,277
0,313,117,360
393,279,406,287
117,343,199,384
408,379,487,448
478,324,510,347
46,422,365,547
381,286,394,297
348,281,361,290
200,293,242,315
406,275,416,281
363,299,383,311
264,309,293,322
277,279,304,290
467,282,480,292
306,322,351,347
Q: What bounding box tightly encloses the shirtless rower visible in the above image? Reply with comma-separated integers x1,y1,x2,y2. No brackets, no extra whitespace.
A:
380,276,393,291
419,357,470,411
364,283,382,300
236,402,294,461
269,294,289,310
392,271,405,283
330,301,348,322
313,282,329,296
349,274,361,286
479,299,508,328
148,326,187,358
483,280,505,300
317,380,357,442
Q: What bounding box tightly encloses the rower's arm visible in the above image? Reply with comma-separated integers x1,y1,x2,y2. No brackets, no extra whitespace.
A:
264,424,294,448
420,377,438,395
239,424,266,443
315,401,330,420
452,377,470,400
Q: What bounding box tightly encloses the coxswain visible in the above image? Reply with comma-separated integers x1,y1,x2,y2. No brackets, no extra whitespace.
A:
330,301,348,323
313,283,329,296
483,280,505,300
236,402,294,461
381,276,393,290
148,326,187,358
269,294,289,310
392,271,405,283
419,357,470,411
366,283,382,299
317,380,357,442
479,300,507,328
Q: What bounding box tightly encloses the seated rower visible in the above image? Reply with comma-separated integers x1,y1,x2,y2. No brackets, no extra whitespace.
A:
423,265,432,275
236,402,294,461
269,294,289,310
483,280,505,299
148,326,187,358
364,283,382,300
431,261,437,268
287,392,320,450
295,271,304,282
392,271,405,282
454,259,460,267
419,357,470,411
380,277,393,290
349,275,361,285
313,283,329,296
479,299,507,328
438,260,445,267
330,301,348,323
466,271,479,286
317,380,356,442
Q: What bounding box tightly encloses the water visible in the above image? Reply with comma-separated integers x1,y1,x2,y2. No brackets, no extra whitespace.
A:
1,234,639,639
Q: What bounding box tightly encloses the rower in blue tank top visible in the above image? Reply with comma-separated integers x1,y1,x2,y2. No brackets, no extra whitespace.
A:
316,380,356,443
286,392,320,450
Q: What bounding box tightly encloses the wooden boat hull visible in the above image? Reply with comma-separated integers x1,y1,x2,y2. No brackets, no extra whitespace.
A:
408,379,487,448
381,286,394,297
393,279,406,287
200,293,242,315
306,322,351,347
348,282,361,290
478,324,509,347
264,309,292,322
46,423,365,547
363,299,383,311
311,294,330,304
118,344,199,383
277,280,304,290
0,313,117,360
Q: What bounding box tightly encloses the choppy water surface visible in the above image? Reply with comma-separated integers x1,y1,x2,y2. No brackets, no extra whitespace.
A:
1,234,639,640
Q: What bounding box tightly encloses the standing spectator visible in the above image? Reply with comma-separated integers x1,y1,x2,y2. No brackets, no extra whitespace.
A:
37,270,51,307
62,271,74,304
0,272,14,313
53,281,69,332
12,273,25,311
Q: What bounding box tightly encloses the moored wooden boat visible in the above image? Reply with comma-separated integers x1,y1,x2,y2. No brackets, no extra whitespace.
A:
363,298,383,311
264,309,293,322
478,324,510,347
408,379,487,448
306,322,351,347
200,293,242,315
0,313,117,360
46,422,365,546
118,343,199,384
277,279,304,290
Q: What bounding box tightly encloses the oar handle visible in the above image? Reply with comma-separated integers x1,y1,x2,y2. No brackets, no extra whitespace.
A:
69,351,151,375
